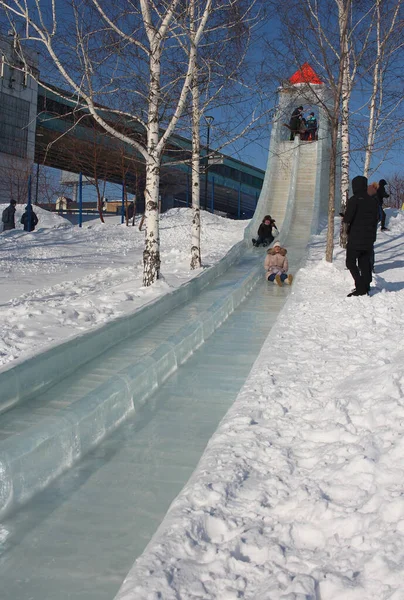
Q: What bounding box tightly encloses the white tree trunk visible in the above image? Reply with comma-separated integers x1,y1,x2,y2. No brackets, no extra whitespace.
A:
190,75,201,270
143,47,162,286
337,0,351,248
340,64,350,201
189,0,201,270
363,0,381,178
143,153,161,285
326,0,351,262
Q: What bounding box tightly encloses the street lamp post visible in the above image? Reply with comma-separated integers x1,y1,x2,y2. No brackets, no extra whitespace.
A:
35,162,39,205
203,115,214,211
34,132,44,205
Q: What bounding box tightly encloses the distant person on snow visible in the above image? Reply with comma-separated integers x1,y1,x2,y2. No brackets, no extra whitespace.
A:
367,183,379,273
343,175,379,297
20,205,39,232
126,201,135,221
2,198,17,231
264,241,293,286
377,179,389,231
253,215,278,247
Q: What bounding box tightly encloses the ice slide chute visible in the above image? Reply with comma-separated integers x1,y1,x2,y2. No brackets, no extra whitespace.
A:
0,70,333,600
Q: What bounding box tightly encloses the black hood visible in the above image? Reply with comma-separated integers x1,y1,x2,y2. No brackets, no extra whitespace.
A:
352,176,368,196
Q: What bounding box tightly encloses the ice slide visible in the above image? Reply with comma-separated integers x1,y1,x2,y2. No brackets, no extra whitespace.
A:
0,133,329,600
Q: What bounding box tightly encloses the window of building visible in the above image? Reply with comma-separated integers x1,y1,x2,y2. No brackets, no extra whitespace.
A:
0,92,30,158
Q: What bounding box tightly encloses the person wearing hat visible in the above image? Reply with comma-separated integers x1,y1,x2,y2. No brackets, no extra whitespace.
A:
289,106,304,140
253,214,278,247
2,199,17,231
20,204,39,232
264,241,293,286
306,112,317,141
376,179,389,231
343,175,379,296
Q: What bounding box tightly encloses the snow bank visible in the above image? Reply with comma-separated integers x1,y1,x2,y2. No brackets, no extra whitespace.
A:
0,203,71,231
0,208,247,366
116,209,404,600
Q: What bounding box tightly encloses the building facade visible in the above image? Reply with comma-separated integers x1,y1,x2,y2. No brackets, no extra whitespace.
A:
0,34,38,204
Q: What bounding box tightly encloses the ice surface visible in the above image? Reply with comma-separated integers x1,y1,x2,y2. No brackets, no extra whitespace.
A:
0,250,263,518
0,274,292,600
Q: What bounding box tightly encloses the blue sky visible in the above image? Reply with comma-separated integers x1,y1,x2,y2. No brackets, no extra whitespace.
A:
6,0,400,199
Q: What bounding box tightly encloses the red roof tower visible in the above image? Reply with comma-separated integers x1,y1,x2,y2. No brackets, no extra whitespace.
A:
289,63,323,85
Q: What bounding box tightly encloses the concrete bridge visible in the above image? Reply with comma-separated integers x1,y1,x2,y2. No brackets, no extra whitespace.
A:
35,82,264,217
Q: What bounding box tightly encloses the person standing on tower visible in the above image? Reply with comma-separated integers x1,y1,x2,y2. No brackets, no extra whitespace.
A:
289,106,303,140
306,112,318,141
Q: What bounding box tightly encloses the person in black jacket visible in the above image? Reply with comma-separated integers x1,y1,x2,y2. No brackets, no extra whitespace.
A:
21,205,39,232
377,178,389,231
252,215,278,247
343,175,379,297
289,106,303,140
2,199,16,231
126,201,135,221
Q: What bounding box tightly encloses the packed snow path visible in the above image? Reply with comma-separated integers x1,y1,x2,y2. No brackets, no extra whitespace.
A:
0,253,294,600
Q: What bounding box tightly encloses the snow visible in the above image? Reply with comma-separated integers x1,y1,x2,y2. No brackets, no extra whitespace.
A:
3,200,404,599
0,206,246,366
116,208,404,600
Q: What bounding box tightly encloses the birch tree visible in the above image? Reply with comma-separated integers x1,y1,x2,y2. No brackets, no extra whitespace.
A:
266,0,355,261
186,0,211,270
388,173,404,209
340,0,402,245
324,0,351,261
190,36,202,270
362,0,403,177
181,0,259,269
175,0,262,269
337,0,351,248
1,0,213,285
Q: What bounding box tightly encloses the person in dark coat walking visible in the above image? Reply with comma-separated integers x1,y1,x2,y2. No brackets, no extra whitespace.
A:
289,106,303,141
376,179,389,231
343,175,379,296
2,199,17,231
253,215,278,247
126,201,135,221
20,205,39,232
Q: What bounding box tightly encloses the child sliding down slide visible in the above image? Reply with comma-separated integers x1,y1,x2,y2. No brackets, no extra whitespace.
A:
264,241,293,286
252,215,278,247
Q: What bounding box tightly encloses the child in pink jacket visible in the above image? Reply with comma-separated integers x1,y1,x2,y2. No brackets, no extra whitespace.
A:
264,241,293,286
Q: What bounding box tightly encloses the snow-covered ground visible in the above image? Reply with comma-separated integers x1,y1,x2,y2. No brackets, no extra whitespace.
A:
0,205,246,366
116,208,404,600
